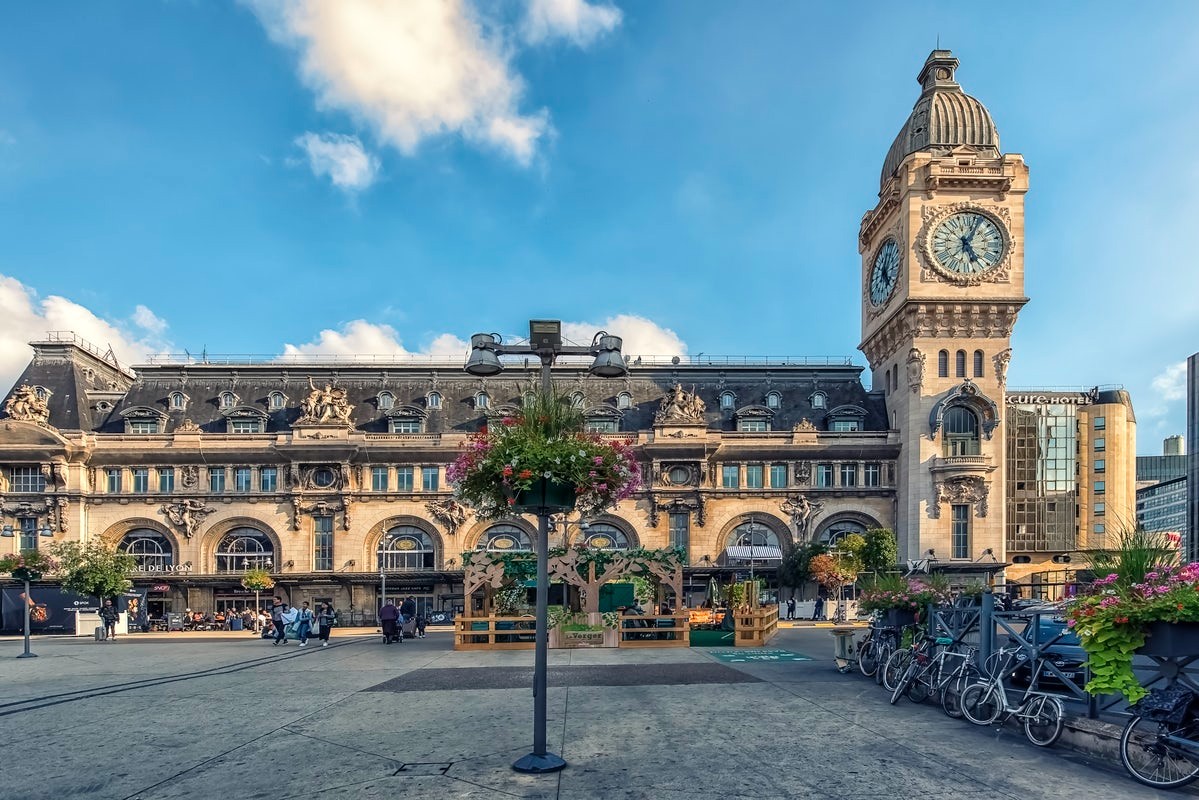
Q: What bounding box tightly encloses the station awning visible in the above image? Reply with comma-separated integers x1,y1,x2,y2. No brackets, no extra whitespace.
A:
724,546,783,561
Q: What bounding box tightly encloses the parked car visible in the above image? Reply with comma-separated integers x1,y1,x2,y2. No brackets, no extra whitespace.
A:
1007,615,1086,688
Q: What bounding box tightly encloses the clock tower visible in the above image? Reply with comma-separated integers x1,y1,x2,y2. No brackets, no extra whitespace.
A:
859,50,1029,569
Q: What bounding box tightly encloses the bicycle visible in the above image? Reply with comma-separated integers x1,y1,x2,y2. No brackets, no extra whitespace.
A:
888,634,978,717
958,647,1065,747
880,626,930,694
857,618,899,680
1119,685,1199,789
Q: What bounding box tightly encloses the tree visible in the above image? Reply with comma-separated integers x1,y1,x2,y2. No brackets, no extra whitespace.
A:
50,540,136,601
860,528,898,576
778,541,827,598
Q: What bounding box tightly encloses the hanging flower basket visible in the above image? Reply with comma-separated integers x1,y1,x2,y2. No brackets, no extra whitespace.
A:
448,388,640,521
511,478,576,513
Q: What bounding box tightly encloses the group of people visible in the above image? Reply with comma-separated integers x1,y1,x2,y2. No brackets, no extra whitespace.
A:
379,596,426,643
784,596,828,621
267,597,337,647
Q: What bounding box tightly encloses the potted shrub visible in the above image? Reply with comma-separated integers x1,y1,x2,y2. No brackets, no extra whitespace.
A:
1066,528,1190,703
447,389,641,519
858,574,952,627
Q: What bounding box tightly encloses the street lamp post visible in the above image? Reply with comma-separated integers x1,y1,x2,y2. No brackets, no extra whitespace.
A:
13,523,53,659
466,320,627,775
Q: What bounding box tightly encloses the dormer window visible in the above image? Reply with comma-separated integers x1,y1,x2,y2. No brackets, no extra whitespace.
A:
583,404,622,434
765,391,781,409
96,401,113,413
391,417,422,434
734,406,773,433
168,392,187,411
720,392,736,410
522,392,536,408
377,391,394,411
826,404,867,433
616,392,632,410
219,392,237,409
268,391,286,411
122,406,167,435
426,391,442,410
222,406,268,434
387,405,427,434
475,392,490,410
810,391,827,410
570,392,585,409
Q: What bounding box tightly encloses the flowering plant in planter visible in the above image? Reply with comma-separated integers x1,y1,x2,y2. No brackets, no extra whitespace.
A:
858,574,952,614
1067,563,1199,703
447,389,641,520
0,549,59,582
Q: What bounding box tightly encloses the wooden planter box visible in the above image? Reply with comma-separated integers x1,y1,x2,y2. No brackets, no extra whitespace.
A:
550,627,618,649
1139,621,1199,658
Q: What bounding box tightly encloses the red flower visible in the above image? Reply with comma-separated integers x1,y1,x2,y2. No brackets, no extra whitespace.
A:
502,466,513,477
518,469,533,479
1179,603,1186,611
1114,616,1129,624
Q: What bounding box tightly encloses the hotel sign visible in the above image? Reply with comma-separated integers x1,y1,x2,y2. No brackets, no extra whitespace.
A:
1005,389,1099,407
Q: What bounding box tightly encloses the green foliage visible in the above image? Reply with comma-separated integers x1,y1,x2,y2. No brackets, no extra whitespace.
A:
858,574,951,613
1083,525,1178,594
494,586,528,616
240,568,275,591
777,541,827,589
860,529,898,575
0,549,59,581
49,540,136,600
836,533,866,575
809,552,855,591
721,582,746,607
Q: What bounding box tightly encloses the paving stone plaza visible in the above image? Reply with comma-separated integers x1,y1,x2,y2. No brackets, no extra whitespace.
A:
0,626,1174,799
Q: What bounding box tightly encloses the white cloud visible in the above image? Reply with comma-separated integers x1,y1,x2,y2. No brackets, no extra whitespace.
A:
0,275,170,391
522,0,622,47
295,132,379,191
561,314,687,358
1152,361,1189,403
246,0,556,165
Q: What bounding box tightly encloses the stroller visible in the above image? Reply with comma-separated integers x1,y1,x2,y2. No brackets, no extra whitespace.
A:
382,618,402,644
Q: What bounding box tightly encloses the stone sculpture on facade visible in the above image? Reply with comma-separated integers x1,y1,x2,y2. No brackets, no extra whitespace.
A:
298,378,355,426
792,418,816,433
4,385,50,424
179,465,198,489
781,494,824,541
176,418,201,433
906,348,926,393
794,461,812,484
655,383,705,423
931,476,989,519
161,499,215,539
992,348,1012,388
426,498,467,534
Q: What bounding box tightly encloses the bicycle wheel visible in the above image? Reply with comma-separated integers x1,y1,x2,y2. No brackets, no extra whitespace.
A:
890,658,921,705
882,648,911,693
859,638,878,677
874,641,893,686
960,682,1002,726
1120,715,1199,789
905,664,931,704
1022,694,1064,747
940,669,978,719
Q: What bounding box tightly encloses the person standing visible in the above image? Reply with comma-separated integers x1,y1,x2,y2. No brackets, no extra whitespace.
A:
399,596,417,639
415,612,427,639
813,595,825,622
99,599,120,641
271,596,288,645
379,599,400,644
786,597,796,621
296,602,315,647
316,603,335,647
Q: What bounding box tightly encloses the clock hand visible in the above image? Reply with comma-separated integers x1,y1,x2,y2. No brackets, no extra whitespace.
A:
960,237,977,261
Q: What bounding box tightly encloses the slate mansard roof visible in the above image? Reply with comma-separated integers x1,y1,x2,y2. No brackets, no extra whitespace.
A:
1,338,889,435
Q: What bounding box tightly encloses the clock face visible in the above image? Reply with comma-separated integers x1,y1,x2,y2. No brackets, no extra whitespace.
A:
869,238,901,306
931,212,1005,275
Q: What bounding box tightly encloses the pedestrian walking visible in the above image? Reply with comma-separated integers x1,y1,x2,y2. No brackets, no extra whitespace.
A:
813,595,825,621
271,596,288,645
316,602,335,647
380,599,400,644
99,599,120,641
400,595,417,640
296,602,315,647
786,597,796,621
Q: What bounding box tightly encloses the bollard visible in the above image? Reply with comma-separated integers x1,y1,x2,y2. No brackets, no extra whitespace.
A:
979,587,994,669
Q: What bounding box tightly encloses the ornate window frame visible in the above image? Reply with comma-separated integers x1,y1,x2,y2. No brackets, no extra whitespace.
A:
928,380,999,440
121,406,167,434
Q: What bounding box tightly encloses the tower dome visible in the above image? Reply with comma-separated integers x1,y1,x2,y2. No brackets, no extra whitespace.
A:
879,50,1000,191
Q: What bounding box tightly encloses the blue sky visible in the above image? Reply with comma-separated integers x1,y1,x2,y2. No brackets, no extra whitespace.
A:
0,1,1197,453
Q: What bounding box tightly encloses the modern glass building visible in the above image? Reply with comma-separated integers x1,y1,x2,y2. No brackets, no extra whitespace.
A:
1137,476,1187,541
1137,454,1187,486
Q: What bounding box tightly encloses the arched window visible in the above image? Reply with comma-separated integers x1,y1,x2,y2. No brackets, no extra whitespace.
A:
973,350,984,378
475,392,490,410
476,525,533,552
938,350,949,378
215,528,275,573
119,529,174,570
818,518,867,546
268,391,286,411
378,526,435,571
720,392,736,410
730,520,779,548
955,350,966,378
426,392,442,409
616,392,632,410
219,391,236,409
943,406,981,456
579,523,631,551
810,391,827,410
169,392,186,411
570,392,585,409
765,391,781,409
377,391,394,411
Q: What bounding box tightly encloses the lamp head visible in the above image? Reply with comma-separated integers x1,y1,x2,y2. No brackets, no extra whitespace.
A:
465,333,504,376
528,319,562,351
589,333,627,377
1,525,13,538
